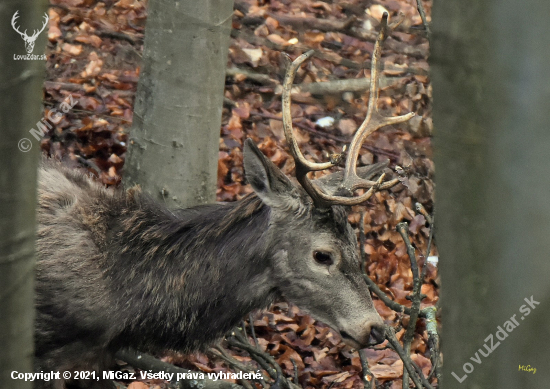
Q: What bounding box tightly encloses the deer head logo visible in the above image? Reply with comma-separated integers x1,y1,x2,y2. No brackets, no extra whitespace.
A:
11,11,49,54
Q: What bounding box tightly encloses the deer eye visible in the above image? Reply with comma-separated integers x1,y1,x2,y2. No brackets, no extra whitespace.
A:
313,251,333,266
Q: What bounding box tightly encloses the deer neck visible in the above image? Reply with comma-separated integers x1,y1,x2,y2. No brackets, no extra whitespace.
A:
108,194,278,352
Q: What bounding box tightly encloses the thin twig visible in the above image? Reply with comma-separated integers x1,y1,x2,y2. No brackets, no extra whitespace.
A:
359,211,367,274
385,327,433,389
396,223,424,389
414,203,432,226
228,330,299,389
364,274,420,317
359,349,375,389
417,204,435,283
248,313,259,347
414,205,439,384
424,307,440,381
290,358,299,384
415,0,432,38
211,347,266,388
227,338,277,380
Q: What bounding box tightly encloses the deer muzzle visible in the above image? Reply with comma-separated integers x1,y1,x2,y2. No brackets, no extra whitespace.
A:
339,320,386,349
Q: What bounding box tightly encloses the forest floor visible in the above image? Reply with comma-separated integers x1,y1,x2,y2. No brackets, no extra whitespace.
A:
43,0,437,388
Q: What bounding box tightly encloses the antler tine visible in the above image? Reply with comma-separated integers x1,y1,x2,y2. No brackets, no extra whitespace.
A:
282,50,334,173
282,50,339,207
282,14,414,208
341,13,415,193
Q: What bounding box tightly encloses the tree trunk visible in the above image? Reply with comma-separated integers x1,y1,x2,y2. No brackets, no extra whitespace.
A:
431,0,550,387
0,2,47,388
124,0,234,208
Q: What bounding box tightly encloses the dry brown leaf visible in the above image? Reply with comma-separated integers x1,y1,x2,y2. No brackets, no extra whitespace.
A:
127,382,149,389
370,362,402,380
267,34,289,46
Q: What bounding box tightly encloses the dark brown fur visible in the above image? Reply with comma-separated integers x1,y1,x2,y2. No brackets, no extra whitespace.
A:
35,141,384,389
36,160,276,387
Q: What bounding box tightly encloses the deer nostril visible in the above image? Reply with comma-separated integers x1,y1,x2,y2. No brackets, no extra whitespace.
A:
368,324,386,345
340,330,353,341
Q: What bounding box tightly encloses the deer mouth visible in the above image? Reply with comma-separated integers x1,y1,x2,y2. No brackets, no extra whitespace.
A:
340,328,385,349
339,330,364,349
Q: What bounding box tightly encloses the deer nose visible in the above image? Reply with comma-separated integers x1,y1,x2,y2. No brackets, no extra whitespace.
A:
368,323,386,345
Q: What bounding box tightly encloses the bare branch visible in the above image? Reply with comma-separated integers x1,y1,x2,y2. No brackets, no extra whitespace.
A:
415,0,432,37
385,327,433,389
359,349,375,389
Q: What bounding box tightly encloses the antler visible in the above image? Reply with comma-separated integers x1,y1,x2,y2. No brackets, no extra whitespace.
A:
282,13,415,207
11,11,28,39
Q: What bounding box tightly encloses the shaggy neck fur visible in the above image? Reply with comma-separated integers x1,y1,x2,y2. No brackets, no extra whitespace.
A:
36,162,282,376
103,193,278,352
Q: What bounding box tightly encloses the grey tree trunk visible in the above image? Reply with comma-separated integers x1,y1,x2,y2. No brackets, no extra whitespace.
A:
124,0,234,208
431,0,550,387
0,2,46,388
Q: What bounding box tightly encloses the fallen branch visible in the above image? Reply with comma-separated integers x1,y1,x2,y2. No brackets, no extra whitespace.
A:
267,13,357,33
231,28,365,70
231,29,427,75
226,67,278,86
296,76,404,95
44,80,136,97
257,11,428,60
346,28,429,59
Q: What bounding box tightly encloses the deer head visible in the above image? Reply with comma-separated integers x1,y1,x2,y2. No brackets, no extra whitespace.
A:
243,13,414,348
12,11,49,54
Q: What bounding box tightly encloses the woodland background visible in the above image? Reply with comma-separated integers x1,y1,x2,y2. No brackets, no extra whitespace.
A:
4,0,550,388
20,0,435,388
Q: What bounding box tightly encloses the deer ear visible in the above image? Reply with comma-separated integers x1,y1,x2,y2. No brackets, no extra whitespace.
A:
243,138,302,209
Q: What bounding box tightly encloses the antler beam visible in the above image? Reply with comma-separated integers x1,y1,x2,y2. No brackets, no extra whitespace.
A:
281,13,414,207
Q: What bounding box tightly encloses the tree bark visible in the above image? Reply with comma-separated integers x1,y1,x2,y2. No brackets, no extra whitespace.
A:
124,0,234,208
0,2,47,388
431,0,550,387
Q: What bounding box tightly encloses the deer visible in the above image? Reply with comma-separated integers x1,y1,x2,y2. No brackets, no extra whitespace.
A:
34,14,413,389
11,11,49,54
